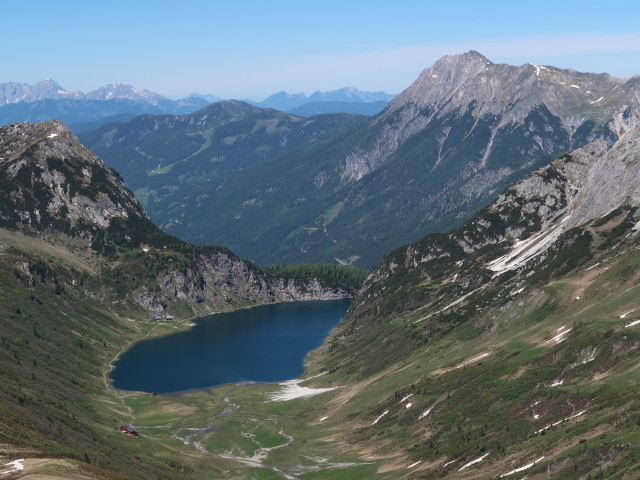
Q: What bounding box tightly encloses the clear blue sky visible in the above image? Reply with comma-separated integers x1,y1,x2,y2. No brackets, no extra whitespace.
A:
3,0,640,100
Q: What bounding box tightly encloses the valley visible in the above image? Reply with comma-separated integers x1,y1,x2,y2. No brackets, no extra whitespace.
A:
1,51,640,480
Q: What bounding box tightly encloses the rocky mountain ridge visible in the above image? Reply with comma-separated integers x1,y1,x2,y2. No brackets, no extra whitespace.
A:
343,50,640,181
1,79,166,106
251,86,395,111
359,122,640,293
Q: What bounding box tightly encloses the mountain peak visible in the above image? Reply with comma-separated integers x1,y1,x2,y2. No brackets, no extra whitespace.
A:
36,78,65,88
0,120,75,163
428,50,491,73
459,49,490,62
0,120,151,252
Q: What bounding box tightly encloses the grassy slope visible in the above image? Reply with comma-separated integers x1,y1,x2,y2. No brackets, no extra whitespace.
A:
0,228,244,479
115,207,640,479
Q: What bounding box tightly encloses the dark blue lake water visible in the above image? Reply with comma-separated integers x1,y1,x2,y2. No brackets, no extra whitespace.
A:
110,299,349,393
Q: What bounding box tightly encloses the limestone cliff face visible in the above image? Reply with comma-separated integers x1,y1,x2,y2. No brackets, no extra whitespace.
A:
0,120,148,248
362,122,640,296
343,51,640,182
136,251,350,314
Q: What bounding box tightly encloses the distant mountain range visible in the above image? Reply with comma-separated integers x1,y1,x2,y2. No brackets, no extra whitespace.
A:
249,86,395,111
0,78,211,110
0,80,393,130
0,79,213,130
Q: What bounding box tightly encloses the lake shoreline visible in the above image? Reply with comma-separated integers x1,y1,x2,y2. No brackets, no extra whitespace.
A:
109,299,350,394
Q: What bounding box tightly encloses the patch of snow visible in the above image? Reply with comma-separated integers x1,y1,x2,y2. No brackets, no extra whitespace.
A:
459,452,490,471
500,456,545,477
400,393,414,403
584,348,597,364
534,414,540,419
589,96,604,104
511,287,525,296
455,352,490,369
319,416,329,422
576,296,580,300
443,458,460,468
432,74,438,78
0,459,25,475
625,319,640,328
550,379,563,387
487,216,569,274
419,407,433,420
585,262,600,271
342,392,356,404
372,410,389,425
406,402,413,409
47,133,58,138
620,312,631,319
570,84,580,89
415,286,487,323
536,411,586,434
407,460,422,469
269,379,339,402
546,327,571,344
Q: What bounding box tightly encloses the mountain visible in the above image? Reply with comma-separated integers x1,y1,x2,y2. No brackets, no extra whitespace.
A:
300,123,640,478
123,51,638,269
251,91,308,111
0,98,169,130
0,78,75,104
0,80,219,130
77,100,366,213
69,111,139,133
288,100,389,117
0,119,355,307
0,120,359,478
176,93,222,109
253,86,395,111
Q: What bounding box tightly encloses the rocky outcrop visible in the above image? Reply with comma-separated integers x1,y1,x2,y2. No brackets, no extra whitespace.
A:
367,122,640,289
0,121,151,251
135,251,351,314
344,51,640,182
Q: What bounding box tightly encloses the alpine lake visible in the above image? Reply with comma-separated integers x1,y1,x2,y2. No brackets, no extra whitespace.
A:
110,298,350,393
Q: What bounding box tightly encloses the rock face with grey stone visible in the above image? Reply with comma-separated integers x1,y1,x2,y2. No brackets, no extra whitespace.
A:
361,122,640,296
343,51,640,181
